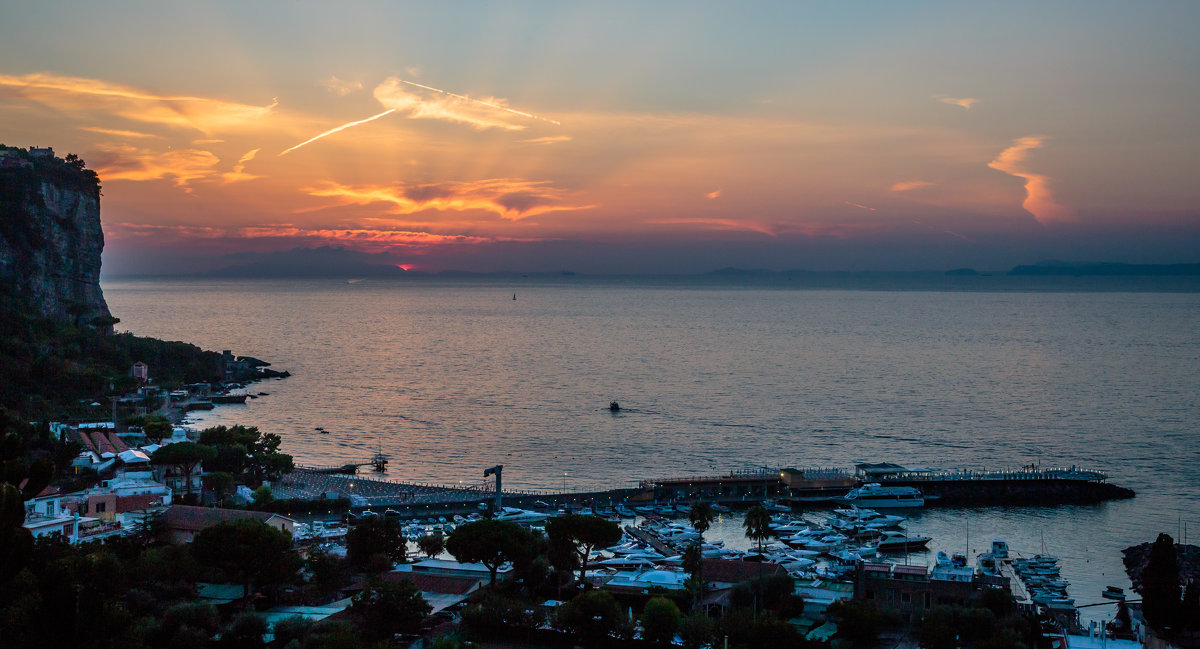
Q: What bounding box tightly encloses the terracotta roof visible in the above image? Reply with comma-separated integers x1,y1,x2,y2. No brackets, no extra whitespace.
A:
77,431,99,453
382,571,482,595
93,431,116,455
108,432,130,453
164,505,293,532
701,558,786,585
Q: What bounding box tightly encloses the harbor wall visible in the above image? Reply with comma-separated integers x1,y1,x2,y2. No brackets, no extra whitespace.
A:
889,478,1135,507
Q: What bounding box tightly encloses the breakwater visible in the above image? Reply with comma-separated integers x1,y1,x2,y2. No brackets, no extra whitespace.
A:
276,462,1134,520
889,477,1134,506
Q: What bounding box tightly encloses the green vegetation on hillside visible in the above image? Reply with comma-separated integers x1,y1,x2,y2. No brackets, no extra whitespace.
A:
0,285,224,418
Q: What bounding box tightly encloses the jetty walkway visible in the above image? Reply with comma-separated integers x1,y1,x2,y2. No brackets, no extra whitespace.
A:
275,468,513,506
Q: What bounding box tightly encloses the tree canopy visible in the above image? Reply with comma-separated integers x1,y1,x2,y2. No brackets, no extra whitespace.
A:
191,519,301,598
346,516,407,572
545,514,622,586
642,596,681,646
351,577,431,642
197,425,293,485
446,519,535,587
150,442,215,495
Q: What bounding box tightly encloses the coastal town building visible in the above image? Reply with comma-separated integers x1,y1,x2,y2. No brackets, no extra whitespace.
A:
23,487,83,540
77,468,172,519
163,504,295,543
131,360,149,382
405,557,511,582
852,559,1003,615
602,568,689,595
383,566,484,613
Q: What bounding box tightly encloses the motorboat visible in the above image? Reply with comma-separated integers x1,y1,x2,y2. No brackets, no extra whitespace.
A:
842,483,924,508
872,530,932,552
492,507,551,523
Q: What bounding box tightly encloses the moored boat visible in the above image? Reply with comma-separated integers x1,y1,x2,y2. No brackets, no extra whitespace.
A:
842,483,925,508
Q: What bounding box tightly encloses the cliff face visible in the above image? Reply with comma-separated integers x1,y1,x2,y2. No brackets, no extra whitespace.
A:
0,148,111,324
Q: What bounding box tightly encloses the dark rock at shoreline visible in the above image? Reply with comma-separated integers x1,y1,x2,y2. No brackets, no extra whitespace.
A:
1122,542,1200,593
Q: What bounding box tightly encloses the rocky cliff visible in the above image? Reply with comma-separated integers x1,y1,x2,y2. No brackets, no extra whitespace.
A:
0,146,111,324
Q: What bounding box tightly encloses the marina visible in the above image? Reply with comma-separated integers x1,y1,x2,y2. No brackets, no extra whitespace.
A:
268,456,1153,633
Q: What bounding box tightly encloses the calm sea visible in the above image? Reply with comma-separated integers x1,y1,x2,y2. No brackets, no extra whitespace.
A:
102,276,1200,623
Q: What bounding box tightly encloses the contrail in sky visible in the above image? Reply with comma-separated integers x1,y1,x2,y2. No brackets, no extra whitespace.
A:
279,108,396,156
397,79,561,126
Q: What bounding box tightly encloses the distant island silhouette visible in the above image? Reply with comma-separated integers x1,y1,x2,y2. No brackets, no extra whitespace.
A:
104,246,1200,282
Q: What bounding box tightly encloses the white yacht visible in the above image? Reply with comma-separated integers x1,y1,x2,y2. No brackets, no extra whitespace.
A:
842,483,924,508
492,507,551,523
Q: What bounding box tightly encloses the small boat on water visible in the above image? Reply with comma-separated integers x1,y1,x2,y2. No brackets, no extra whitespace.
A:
609,401,620,411
1103,586,1126,600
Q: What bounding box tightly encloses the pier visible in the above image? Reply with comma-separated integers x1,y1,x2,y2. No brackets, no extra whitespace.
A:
273,460,1134,519
624,524,676,558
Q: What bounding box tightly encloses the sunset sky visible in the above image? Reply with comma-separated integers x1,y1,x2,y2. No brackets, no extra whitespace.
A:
3,2,1199,274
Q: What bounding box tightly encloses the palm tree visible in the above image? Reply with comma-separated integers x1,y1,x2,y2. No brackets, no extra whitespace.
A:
742,505,771,556
682,543,704,610
688,501,716,611
742,505,772,618
688,502,715,539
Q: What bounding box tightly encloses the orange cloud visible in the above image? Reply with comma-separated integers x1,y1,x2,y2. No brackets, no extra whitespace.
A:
648,218,776,237
845,201,876,211
104,222,226,240
935,95,979,110
80,126,160,139
521,135,572,145
104,221,507,252
706,189,722,199
0,73,276,133
304,179,595,221
221,148,261,183
239,226,491,246
321,76,363,96
987,136,1073,224
91,144,220,188
891,180,935,192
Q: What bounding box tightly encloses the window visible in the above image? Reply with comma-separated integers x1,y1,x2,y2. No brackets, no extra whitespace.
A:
95,502,106,513
44,502,54,515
